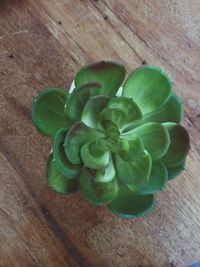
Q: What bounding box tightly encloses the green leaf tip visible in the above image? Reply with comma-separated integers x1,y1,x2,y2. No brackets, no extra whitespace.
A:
32,61,190,219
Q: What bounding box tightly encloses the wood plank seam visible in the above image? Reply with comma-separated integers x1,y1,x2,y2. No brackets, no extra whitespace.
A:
0,139,91,267
91,0,144,63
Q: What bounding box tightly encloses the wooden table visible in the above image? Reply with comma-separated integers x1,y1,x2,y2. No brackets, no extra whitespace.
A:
0,1,200,266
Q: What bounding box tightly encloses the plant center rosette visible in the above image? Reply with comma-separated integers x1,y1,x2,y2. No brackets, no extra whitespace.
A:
32,61,190,218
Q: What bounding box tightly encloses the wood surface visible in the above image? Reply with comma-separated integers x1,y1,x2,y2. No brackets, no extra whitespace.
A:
0,0,200,266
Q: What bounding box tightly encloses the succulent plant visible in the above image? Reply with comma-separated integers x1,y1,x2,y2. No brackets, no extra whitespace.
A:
32,61,190,218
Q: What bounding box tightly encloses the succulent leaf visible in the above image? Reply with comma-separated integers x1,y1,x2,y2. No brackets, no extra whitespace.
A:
47,154,79,194
167,160,186,180
81,142,110,169
64,122,104,165
143,92,183,124
53,128,80,178
115,150,152,185
128,161,167,194
122,65,172,114
161,123,190,167
98,97,142,130
75,61,126,97
80,168,118,205
122,92,184,132
81,95,110,129
123,122,170,160
119,136,144,162
95,158,116,182
108,184,155,218
32,88,70,137
64,82,101,122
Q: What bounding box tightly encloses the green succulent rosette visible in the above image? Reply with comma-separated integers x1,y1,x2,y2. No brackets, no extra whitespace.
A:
32,61,190,218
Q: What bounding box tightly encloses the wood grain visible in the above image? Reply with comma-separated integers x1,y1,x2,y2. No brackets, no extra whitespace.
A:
0,0,200,266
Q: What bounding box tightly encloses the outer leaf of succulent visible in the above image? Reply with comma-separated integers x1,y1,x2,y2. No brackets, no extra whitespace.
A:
32,61,190,219
74,61,126,97
122,65,172,114
80,168,118,205
47,154,79,194
32,88,71,137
